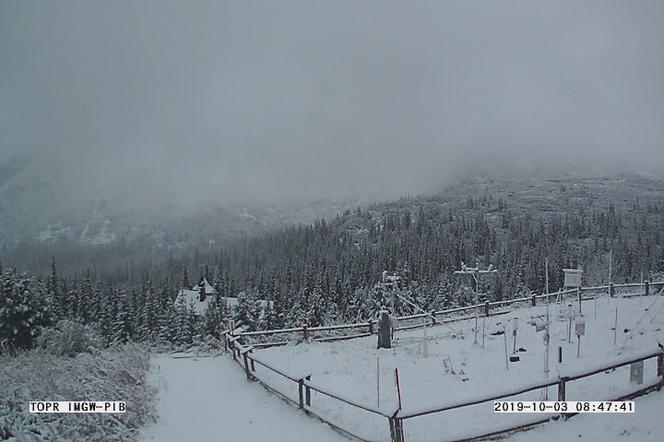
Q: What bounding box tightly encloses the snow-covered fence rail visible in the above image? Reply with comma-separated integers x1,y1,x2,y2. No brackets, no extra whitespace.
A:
234,321,376,347
392,347,664,442
406,281,663,332
232,280,663,348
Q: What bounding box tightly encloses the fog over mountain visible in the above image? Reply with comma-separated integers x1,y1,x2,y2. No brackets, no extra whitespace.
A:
2,0,663,209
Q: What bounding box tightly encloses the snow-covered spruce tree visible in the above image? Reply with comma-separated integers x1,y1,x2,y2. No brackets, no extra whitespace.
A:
46,257,64,320
193,310,206,346
214,266,225,303
77,269,94,325
345,286,371,322
323,301,340,325
182,267,191,290
111,291,133,344
64,284,79,321
98,284,115,345
285,287,308,327
306,280,325,326
137,280,159,342
270,282,286,329
202,298,225,339
157,301,177,346
453,284,474,307
369,284,389,317
259,302,281,330
236,291,261,331
174,298,195,346
0,268,51,353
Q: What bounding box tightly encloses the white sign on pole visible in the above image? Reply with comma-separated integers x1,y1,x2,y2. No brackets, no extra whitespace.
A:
563,269,583,288
575,315,586,336
630,361,644,385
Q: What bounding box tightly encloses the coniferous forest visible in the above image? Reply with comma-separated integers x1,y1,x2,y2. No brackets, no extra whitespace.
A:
3,175,664,351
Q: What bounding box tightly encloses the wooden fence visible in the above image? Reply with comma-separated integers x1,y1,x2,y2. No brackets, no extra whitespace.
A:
225,330,663,442
234,281,664,348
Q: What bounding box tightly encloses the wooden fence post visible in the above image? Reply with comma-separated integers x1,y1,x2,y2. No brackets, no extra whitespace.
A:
610,283,615,297
558,377,567,401
657,352,664,389
298,378,305,409
303,324,309,342
249,348,256,372
243,351,253,381
378,311,392,349
390,416,405,442
305,375,312,407
397,418,405,442
368,320,374,334
645,281,650,297
484,301,490,317
431,311,437,325
558,377,567,419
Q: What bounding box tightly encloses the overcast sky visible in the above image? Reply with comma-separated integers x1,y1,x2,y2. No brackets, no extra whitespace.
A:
1,1,663,204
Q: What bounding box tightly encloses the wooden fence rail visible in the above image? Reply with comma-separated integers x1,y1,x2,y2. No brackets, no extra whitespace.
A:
235,281,664,348
233,280,663,348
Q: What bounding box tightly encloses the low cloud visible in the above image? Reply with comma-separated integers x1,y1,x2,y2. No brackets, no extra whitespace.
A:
1,0,663,205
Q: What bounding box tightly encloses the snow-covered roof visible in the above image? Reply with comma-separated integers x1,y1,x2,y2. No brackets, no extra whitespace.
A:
173,278,221,315
175,288,213,316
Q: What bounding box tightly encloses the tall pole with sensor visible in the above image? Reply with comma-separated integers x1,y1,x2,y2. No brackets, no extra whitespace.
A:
454,262,498,346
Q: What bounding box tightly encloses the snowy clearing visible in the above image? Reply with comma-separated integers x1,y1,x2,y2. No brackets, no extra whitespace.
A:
249,295,664,441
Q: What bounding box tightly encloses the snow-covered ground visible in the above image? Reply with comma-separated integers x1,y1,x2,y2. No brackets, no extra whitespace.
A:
142,294,664,442
140,355,344,442
249,295,664,441
510,391,664,441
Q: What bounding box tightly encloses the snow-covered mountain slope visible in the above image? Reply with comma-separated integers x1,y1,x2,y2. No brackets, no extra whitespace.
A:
2,151,662,276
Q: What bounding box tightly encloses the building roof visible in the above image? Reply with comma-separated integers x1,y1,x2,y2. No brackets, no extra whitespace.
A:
175,288,212,315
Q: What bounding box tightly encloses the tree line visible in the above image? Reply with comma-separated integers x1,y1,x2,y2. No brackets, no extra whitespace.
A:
3,179,664,347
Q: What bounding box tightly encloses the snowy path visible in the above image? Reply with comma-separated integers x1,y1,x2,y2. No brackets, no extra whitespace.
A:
140,355,344,442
